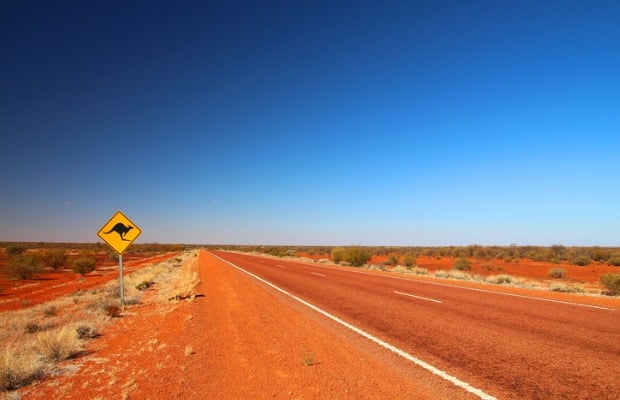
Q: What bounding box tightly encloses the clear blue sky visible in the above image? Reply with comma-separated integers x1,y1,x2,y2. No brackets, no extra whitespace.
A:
1,1,619,246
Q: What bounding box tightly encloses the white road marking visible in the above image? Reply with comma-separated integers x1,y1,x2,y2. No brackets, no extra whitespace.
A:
310,272,326,277
212,253,496,400
394,290,442,304
276,264,286,268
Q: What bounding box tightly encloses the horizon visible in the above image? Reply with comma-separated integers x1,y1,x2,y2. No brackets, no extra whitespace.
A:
1,1,619,246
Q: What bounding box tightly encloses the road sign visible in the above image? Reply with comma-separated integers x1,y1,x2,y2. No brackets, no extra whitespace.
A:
97,210,142,255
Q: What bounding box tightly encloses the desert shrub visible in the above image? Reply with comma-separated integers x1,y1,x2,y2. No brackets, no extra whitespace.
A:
453,257,472,271
608,254,620,267
41,249,68,270
75,324,100,339
35,326,82,362
25,322,43,334
42,305,58,317
570,255,591,266
7,254,43,280
100,301,121,318
550,283,584,293
136,280,152,291
402,253,417,268
344,247,371,267
72,256,96,275
331,247,347,264
5,244,26,257
548,268,567,279
486,274,520,285
600,274,620,296
385,254,400,266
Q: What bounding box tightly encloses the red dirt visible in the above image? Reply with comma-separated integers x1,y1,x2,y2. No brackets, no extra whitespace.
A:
0,252,178,312
9,250,620,399
17,250,462,400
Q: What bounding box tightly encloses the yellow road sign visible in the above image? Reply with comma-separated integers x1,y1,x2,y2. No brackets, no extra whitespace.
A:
97,211,142,254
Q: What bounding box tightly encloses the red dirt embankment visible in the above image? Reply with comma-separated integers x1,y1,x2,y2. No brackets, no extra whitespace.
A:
19,250,458,400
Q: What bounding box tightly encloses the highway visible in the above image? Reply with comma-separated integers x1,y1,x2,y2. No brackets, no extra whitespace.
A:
212,251,620,400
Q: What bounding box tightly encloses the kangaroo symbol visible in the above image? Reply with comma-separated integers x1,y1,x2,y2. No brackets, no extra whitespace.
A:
104,223,134,241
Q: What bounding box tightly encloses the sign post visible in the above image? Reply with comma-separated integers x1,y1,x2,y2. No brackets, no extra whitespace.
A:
97,210,142,306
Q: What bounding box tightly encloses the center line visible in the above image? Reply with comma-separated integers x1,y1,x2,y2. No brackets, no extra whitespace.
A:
311,272,326,277
276,265,286,268
394,291,442,304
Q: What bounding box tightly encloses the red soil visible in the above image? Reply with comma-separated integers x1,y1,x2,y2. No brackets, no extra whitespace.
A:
19,251,451,400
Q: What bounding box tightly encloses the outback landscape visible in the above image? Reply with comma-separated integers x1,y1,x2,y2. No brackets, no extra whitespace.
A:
1,243,619,399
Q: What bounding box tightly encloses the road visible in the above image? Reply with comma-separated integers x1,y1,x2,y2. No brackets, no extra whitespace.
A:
212,251,620,400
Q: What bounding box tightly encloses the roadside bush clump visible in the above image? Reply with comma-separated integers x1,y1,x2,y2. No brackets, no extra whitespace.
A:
72,256,96,276
135,280,152,291
486,274,521,285
548,268,567,279
550,283,584,293
100,301,121,318
570,255,591,266
402,253,417,268
345,247,371,267
600,274,620,296
608,255,620,267
331,247,347,264
41,249,68,270
453,257,472,271
7,254,43,280
35,326,82,362
75,324,100,340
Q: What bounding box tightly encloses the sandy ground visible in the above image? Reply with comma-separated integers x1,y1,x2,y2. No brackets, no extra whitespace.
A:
5,249,619,399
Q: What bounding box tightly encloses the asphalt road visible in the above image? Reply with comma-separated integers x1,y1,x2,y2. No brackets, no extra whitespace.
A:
212,251,620,400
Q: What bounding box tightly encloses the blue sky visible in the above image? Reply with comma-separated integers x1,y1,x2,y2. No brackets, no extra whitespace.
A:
1,1,619,246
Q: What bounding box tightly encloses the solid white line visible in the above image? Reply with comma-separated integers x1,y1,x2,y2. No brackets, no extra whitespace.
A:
311,272,326,277
394,290,442,304
211,253,496,400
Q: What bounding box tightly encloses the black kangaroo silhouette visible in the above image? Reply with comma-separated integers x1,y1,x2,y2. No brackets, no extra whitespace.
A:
104,223,134,241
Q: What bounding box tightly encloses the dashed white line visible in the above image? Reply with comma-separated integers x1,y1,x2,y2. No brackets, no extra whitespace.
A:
212,253,496,400
276,264,286,268
310,272,326,277
394,291,442,304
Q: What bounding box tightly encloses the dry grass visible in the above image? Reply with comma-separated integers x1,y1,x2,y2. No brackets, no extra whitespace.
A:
0,344,44,391
35,326,83,362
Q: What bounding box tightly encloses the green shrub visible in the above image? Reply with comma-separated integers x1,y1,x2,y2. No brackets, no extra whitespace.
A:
5,244,26,257
453,257,472,271
344,247,371,267
570,255,591,266
402,253,417,268
608,255,620,266
72,257,96,275
7,255,43,280
331,247,347,264
600,274,620,296
385,254,400,266
41,249,68,270
548,268,567,279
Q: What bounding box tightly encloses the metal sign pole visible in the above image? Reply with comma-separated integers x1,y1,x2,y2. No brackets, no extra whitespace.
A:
119,254,125,307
